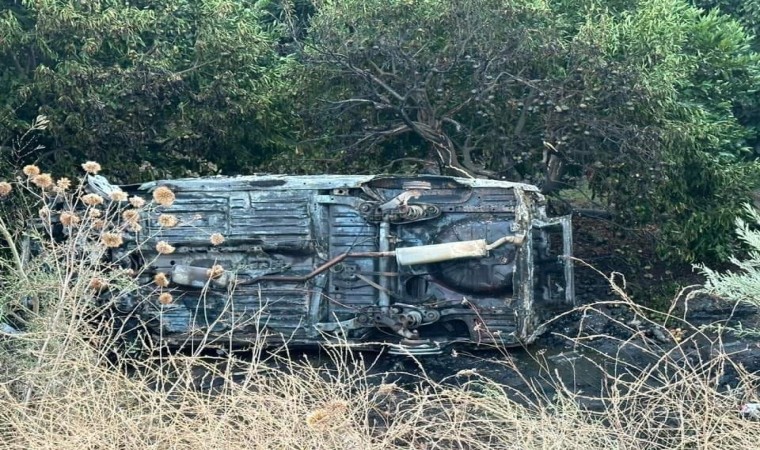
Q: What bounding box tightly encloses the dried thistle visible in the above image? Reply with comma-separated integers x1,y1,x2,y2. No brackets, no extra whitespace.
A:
305,400,349,431
59,211,80,227
101,232,124,248
22,165,40,177
88,208,103,219
129,196,146,208
155,241,175,254
210,233,225,246
154,272,170,288
128,222,142,233
158,214,179,228
122,209,140,223
158,292,174,305
81,161,102,174
0,181,11,197
56,177,72,191
206,264,224,279
91,219,106,230
88,277,109,291
31,173,53,189
109,190,128,202
152,186,176,207
82,193,104,206
38,206,51,218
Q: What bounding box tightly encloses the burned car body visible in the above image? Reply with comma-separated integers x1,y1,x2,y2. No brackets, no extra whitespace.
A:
110,174,573,355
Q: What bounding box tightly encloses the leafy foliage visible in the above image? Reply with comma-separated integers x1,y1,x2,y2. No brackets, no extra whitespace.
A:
1,0,759,263
691,0,760,156
692,0,760,45
697,204,760,307
291,0,760,262
0,0,297,182
290,0,581,179
582,2,760,262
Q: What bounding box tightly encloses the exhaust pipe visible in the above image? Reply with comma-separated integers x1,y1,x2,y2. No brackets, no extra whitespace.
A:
395,235,524,266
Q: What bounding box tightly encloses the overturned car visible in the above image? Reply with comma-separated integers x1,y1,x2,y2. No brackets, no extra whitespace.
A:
98,174,573,355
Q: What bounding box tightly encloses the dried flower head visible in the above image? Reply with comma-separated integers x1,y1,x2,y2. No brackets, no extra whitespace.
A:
38,206,51,218
91,219,106,230
31,173,53,189
109,190,128,202
155,241,175,254
206,264,225,279
23,165,40,177
129,196,146,208
152,186,175,207
154,272,170,288
158,292,174,305
122,209,140,223
101,232,124,248
88,208,103,218
158,214,179,228
305,400,349,431
0,181,11,197
56,177,72,191
88,277,109,291
81,161,102,174
59,211,80,227
671,327,685,343
82,193,104,206
210,233,225,246
128,222,142,233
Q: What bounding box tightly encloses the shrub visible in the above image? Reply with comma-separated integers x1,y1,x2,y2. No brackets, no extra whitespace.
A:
696,203,760,308
0,1,297,181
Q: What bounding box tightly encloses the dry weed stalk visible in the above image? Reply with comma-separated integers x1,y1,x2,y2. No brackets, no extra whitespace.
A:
1,168,759,449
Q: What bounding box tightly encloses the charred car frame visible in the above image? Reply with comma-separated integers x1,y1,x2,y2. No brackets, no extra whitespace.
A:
95,174,573,355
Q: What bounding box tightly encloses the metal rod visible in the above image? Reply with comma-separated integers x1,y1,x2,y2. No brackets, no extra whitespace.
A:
242,251,395,284
378,220,391,313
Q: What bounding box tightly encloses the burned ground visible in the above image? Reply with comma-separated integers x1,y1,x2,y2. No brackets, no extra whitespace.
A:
173,213,760,414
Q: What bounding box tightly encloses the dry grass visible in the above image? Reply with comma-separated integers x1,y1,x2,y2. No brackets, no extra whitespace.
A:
1,165,759,449
2,321,758,450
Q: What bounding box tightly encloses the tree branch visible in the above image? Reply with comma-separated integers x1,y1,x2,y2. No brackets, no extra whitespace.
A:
346,61,406,102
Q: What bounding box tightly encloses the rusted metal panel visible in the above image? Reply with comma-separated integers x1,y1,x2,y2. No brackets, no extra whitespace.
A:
108,174,573,354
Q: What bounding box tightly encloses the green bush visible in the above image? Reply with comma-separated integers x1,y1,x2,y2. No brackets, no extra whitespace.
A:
697,203,760,308
294,0,760,263
0,0,298,181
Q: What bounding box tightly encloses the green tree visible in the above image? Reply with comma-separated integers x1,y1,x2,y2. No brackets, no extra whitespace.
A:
691,0,760,156
691,1,760,43
0,0,297,181
580,1,760,261
291,0,760,262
